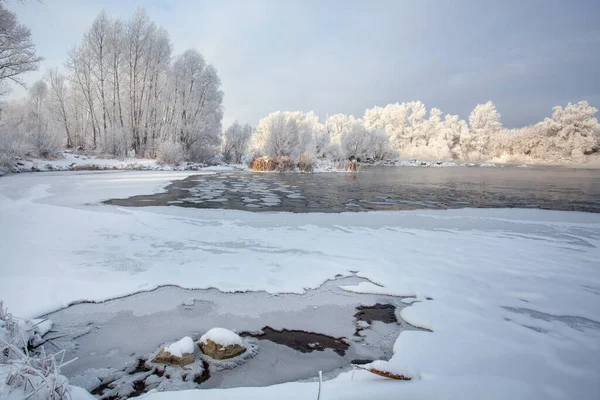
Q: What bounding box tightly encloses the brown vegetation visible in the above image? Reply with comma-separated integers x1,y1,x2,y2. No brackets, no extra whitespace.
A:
250,156,277,171
345,160,359,171
352,365,412,380
297,155,315,172
250,155,315,172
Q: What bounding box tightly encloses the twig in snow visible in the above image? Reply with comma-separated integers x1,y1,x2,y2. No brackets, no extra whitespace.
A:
351,364,412,380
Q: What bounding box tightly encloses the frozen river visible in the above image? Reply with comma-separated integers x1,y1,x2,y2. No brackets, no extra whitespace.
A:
1,169,599,399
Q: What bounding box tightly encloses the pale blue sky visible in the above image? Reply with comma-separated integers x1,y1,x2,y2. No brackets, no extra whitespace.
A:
8,0,600,127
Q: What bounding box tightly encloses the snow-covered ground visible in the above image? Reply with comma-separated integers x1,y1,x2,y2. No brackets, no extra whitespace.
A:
0,171,599,399
8,151,245,173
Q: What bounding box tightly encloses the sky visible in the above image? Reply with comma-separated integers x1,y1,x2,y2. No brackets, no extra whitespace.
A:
7,0,600,128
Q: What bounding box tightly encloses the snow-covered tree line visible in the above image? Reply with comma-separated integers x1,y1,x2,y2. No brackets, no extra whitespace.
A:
249,100,600,165
1,7,224,164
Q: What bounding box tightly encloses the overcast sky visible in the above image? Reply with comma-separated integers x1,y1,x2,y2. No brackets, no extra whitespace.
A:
7,0,600,128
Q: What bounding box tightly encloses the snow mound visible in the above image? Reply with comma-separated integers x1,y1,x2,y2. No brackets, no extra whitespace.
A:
164,337,194,357
199,328,243,347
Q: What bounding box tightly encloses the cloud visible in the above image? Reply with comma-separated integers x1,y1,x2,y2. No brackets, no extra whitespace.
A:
5,0,600,128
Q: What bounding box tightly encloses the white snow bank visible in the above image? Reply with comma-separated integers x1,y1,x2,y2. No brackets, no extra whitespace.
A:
140,368,541,400
200,328,243,346
164,337,194,357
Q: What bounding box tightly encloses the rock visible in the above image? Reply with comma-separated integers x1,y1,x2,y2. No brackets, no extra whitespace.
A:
151,348,194,367
199,328,246,360
151,337,195,367
199,339,246,360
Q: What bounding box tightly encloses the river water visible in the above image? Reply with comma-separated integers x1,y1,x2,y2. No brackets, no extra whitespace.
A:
107,165,600,213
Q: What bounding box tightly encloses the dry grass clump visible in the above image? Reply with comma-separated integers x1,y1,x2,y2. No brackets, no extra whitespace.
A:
250,155,315,172
250,156,277,171
297,155,315,172
1,301,74,399
345,160,359,171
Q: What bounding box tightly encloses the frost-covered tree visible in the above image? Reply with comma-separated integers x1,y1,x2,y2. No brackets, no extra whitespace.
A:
465,101,502,158
167,49,223,162
222,121,253,163
368,128,394,160
252,111,317,164
26,80,62,157
325,114,352,143
253,111,300,159
364,103,409,151
546,101,599,160
0,2,43,96
340,119,370,160
45,69,73,148
439,114,468,159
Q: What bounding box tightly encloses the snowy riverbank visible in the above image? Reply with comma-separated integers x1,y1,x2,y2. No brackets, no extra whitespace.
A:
4,151,600,177
0,171,599,399
4,151,246,174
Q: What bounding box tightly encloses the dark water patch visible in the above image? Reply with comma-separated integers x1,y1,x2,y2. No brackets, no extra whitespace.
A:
193,361,211,384
355,304,398,324
90,380,113,396
350,359,374,365
241,327,350,356
105,166,600,213
130,381,146,398
127,358,151,375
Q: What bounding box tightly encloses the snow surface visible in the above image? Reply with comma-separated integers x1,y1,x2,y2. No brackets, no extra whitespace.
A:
1,171,600,399
199,328,243,347
164,337,194,358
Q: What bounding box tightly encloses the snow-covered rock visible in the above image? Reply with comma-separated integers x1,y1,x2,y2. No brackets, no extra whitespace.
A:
199,328,246,360
151,337,195,367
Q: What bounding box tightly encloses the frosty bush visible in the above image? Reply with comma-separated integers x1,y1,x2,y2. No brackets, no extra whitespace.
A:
1,345,72,400
1,302,73,400
156,140,185,165
0,117,27,169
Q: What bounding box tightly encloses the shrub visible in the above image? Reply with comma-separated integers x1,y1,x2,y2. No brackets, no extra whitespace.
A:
297,154,315,172
1,301,73,399
275,156,295,172
156,140,185,165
